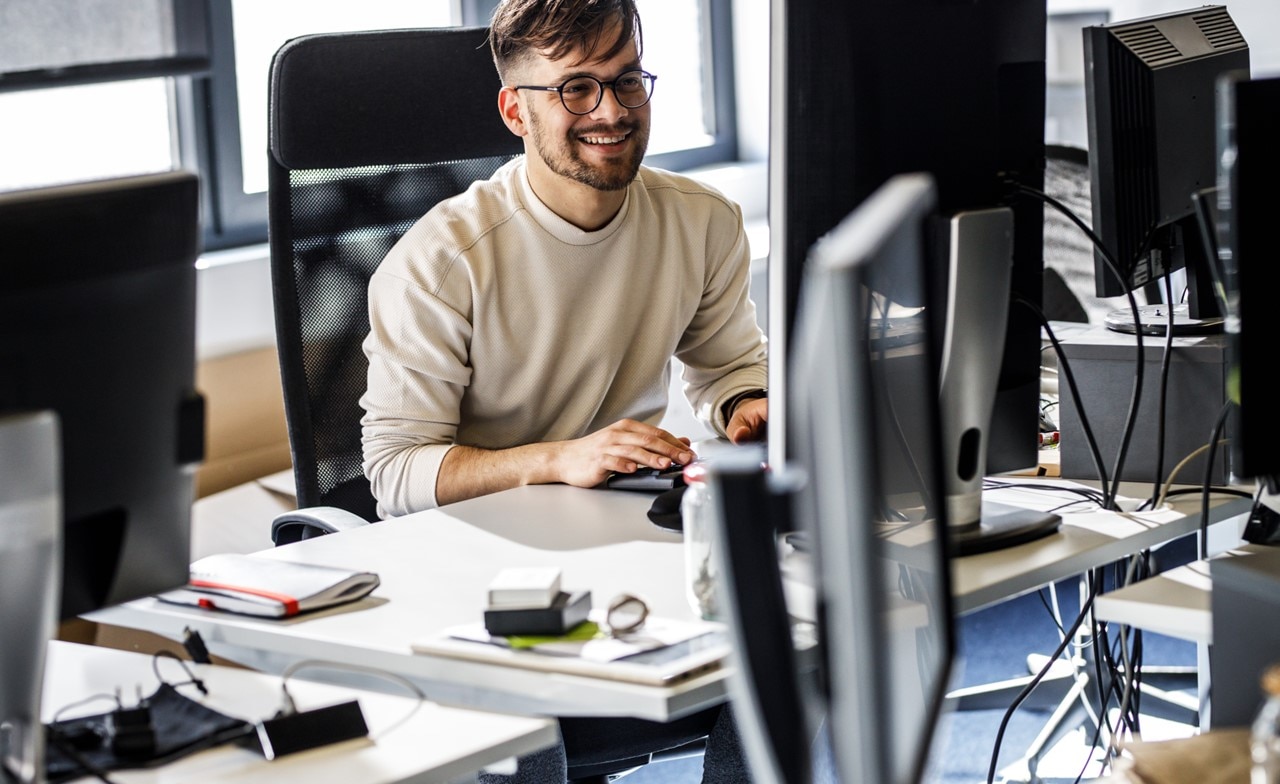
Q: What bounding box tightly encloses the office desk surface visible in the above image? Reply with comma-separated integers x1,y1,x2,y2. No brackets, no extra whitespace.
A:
90,478,1251,722
44,640,556,784
778,478,1252,618
947,479,1251,614
1093,543,1272,644
90,485,725,722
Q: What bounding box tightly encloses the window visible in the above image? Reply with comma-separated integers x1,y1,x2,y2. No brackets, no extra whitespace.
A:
0,0,737,252
0,80,176,192
0,0,208,191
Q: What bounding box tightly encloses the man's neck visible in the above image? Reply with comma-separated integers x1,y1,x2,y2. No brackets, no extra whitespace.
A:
524,159,629,232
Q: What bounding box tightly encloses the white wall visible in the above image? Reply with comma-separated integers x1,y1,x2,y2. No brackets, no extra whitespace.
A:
1049,0,1280,72
1046,1,1280,147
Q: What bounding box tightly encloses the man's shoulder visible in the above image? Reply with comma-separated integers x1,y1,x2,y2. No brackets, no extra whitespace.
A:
375,158,526,286
425,157,525,226
400,159,525,244
636,166,741,218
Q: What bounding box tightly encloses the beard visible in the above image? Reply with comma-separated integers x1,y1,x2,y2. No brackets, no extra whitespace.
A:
526,106,649,192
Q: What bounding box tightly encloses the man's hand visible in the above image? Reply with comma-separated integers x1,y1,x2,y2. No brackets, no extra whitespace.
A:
727,398,768,444
553,419,695,489
434,421,694,506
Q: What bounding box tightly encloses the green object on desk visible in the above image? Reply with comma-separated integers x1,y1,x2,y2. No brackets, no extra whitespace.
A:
505,621,602,649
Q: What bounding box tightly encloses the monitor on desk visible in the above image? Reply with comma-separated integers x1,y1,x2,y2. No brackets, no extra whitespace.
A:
0,171,203,783
1083,5,1249,336
1216,71,1280,527
766,0,1058,555
710,174,956,784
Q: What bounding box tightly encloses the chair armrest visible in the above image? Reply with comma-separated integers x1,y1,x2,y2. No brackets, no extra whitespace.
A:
271,506,371,546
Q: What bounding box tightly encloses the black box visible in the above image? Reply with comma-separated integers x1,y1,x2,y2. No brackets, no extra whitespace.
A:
1056,326,1230,485
484,590,592,637
1210,549,1280,728
250,700,368,760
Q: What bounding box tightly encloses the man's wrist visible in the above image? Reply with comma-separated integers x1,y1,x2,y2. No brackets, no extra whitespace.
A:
721,388,768,423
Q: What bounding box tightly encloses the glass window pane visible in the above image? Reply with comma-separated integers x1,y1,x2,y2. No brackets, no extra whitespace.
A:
232,0,455,195
641,2,714,155
0,80,174,192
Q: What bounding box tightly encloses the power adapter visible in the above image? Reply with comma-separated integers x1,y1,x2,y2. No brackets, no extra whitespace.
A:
249,700,369,760
109,704,156,759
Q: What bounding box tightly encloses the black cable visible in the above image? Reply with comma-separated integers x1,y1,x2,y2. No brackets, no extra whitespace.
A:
151,650,208,695
986,581,1099,784
276,659,427,739
982,479,1108,508
1037,587,1069,638
1146,274,1178,511
1011,184,1147,510
1034,306,1112,499
1091,571,1116,733
1092,218,1168,510
1200,400,1234,560
51,694,121,724
45,726,119,784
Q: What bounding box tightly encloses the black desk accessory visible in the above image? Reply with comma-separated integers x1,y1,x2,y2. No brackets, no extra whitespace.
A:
606,465,686,492
647,485,688,532
250,700,369,761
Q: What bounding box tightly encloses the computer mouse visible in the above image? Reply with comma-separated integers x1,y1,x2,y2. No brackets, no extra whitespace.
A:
647,485,687,532
607,464,686,491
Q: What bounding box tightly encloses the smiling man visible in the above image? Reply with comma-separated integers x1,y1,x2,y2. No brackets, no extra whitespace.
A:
359,2,765,780
360,0,768,519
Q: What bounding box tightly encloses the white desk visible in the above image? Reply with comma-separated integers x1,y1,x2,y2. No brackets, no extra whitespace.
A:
90,477,1252,724
1093,544,1274,645
780,477,1254,618
42,640,557,784
950,479,1250,613
90,485,723,722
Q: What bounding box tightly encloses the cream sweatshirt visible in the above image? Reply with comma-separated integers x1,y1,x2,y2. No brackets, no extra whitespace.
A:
360,158,767,517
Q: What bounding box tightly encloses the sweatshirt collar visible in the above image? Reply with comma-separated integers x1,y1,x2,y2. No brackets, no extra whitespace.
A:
516,161,635,246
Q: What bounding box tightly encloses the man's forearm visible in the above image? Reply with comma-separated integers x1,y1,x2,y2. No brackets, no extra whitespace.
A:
434,442,559,507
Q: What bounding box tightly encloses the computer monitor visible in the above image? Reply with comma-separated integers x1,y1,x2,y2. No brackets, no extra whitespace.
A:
1216,72,1280,484
0,171,203,782
1083,5,1249,336
711,173,955,784
0,412,61,784
766,0,1057,554
0,170,204,620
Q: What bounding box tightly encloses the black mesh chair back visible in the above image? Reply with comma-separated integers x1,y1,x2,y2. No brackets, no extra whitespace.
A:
268,27,522,521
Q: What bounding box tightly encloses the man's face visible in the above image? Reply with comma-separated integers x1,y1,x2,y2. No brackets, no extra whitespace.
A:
517,33,650,192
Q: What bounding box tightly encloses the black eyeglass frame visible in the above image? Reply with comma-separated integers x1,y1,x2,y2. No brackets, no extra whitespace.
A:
513,69,658,116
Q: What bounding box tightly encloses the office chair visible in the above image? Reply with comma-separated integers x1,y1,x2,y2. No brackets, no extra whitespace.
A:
267,26,707,782
267,26,522,531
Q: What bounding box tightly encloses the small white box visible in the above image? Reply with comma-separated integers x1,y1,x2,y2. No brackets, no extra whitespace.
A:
487,567,562,609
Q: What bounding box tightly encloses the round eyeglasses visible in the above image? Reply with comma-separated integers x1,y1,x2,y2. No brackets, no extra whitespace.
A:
514,70,657,116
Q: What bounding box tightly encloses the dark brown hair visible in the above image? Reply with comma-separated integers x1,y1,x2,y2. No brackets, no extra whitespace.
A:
489,0,644,83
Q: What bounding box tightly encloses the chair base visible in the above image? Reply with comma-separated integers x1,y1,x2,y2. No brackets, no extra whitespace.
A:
948,651,1199,784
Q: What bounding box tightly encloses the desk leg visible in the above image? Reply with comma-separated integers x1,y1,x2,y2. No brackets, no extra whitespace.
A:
1198,641,1213,731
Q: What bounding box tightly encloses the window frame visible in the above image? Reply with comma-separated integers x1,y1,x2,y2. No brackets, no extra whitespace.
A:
189,0,737,251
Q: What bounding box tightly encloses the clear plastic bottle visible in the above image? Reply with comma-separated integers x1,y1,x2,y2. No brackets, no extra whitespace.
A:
681,462,718,620
1252,665,1280,784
